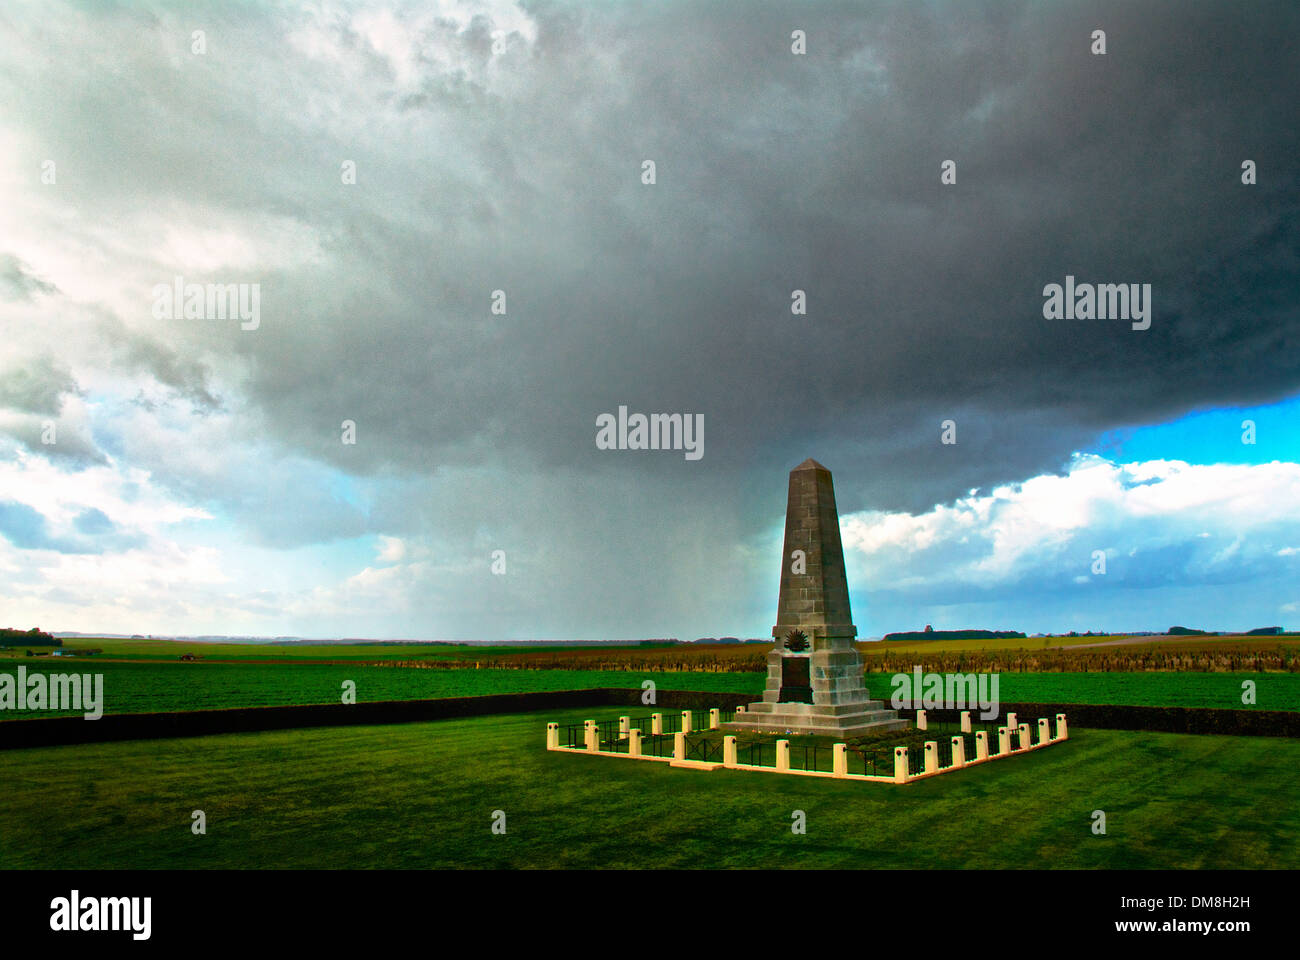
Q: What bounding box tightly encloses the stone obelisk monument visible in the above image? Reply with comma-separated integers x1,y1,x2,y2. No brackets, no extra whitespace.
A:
726,459,908,738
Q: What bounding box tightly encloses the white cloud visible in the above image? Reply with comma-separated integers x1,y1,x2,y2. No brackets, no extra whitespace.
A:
842,454,1300,593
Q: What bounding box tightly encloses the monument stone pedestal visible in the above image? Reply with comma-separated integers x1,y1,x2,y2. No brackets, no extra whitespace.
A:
725,459,908,739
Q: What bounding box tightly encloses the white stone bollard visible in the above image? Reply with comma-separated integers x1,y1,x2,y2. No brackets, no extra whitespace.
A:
619,716,630,739
950,736,965,768
652,713,663,735
833,743,848,777
975,730,988,761
723,735,738,768
1006,712,1018,734
960,711,972,733
673,731,686,761
546,722,559,750
628,729,643,757
1056,713,1069,740
681,710,692,734
1018,723,1031,750
585,725,599,752
1038,718,1050,747
709,708,720,729
776,740,791,772
894,746,909,783
924,741,938,774
997,726,1010,756
916,708,927,730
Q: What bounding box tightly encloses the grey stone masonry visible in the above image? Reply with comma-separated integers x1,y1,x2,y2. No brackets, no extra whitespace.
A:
725,459,909,738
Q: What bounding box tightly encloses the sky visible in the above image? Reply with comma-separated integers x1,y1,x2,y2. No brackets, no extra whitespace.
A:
0,0,1297,640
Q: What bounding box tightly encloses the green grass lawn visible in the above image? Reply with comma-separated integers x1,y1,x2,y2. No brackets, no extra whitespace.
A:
1,662,1295,719
2,709,1295,869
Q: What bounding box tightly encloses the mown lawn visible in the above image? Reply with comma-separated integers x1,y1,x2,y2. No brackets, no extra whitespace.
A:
2,709,1295,869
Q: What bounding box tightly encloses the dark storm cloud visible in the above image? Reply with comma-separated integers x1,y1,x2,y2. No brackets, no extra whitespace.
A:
229,0,1300,515
13,1,1297,515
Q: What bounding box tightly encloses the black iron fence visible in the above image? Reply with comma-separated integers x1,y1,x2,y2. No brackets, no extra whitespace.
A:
685,735,724,762
743,740,772,767
845,748,890,777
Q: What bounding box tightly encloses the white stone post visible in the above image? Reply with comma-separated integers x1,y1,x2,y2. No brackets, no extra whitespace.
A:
916,708,927,730
709,708,720,729
1038,718,1050,746
776,739,791,772
723,735,738,768
681,710,692,734
1018,723,1031,750
1006,711,1018,734
546,722,559,750
673,731,686,761
960,710,972,733
950,736,965,768
619,716,630,739
997,726,1010,756
585,724,599,752
924,741,937,774
894,746,909,783
1056,713,1069,740
628,729,643,757
651,713,663,735
975,730,988,761
833,743,848,777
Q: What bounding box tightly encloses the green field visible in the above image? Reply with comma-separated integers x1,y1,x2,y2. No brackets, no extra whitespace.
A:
2,660,1294,720
2,709,1295,869
9,631,1286,662
0,638,587,661
0,663,761,719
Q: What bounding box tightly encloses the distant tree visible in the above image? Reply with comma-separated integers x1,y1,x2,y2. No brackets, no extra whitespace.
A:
0,627,58,647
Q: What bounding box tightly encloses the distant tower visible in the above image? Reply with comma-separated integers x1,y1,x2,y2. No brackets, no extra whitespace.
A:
726,459,907,737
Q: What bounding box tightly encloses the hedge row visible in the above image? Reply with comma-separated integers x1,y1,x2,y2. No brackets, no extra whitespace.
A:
899,701,1300,738
0,690,1294,750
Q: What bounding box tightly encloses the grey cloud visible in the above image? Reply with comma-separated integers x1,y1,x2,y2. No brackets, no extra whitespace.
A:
0,253,57,302
97,316,222,411
0,353,79,415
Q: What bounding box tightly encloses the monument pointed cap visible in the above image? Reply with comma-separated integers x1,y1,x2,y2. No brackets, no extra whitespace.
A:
792,458,829,472
773,457,855,640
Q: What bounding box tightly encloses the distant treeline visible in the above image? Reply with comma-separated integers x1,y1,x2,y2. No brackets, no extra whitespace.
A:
883,630,1026,643
0,627,60,646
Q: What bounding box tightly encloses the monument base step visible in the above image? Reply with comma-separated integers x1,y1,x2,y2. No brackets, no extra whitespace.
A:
724,715,911,739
